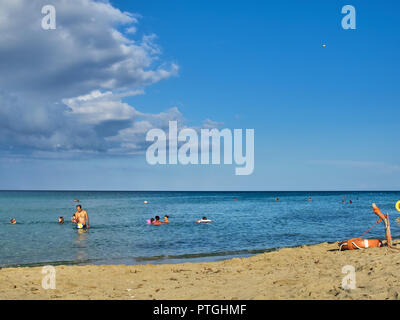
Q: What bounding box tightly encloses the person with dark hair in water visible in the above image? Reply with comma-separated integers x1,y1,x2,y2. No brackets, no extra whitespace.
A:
59,216,65,224
196,217,212,223
72,204,89,229
153,216,163,225
9,218,16,225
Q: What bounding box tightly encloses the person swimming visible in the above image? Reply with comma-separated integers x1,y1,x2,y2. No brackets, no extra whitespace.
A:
163,215,169,223
153,216,163,225
9,218,16,225
59,216,65,224
196,217,212,223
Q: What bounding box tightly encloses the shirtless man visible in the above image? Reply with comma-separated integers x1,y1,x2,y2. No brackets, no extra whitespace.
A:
73,205,89,229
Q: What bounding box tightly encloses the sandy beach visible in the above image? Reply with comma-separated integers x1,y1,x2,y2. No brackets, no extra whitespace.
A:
1,240,400,300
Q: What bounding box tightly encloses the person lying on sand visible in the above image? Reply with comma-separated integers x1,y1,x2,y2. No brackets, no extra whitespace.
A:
73,205,89,229
9,218,16,225
196,217,212,223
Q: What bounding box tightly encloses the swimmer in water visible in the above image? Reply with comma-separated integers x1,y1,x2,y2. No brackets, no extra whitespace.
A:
153,216,163,225
9,218,16,225
163,215,169,223
196,217,212,223
59,216,65,224
275,197,279,202
73,204,89,229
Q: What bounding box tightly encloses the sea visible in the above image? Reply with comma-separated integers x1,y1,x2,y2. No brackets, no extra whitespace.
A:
1,191,399,268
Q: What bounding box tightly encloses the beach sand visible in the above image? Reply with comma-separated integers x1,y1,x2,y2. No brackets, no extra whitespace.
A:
2,241,400,300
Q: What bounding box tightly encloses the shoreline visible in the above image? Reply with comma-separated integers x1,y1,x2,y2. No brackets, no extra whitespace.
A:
2,240,400,300
0,244,322,270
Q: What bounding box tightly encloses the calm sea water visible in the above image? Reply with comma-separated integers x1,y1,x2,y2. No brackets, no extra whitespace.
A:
1,191,399,268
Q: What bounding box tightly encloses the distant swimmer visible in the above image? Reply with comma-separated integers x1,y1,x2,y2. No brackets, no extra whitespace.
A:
73,205,89,229
196,217,212,223
308,197,312,201
58,216,65,224
163,215,170,223
275,198,279,202
9,218,16,225
153,216,163,225
349,200,353,204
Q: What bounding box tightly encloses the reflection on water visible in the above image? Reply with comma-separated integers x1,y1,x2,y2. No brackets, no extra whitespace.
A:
74,229,89,261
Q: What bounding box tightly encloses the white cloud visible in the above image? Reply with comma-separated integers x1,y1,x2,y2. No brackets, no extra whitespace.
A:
202,119,224,129
0,0,183,156
125,26,137,34
0,0,179,99
63,90,143,125
0,0,223,159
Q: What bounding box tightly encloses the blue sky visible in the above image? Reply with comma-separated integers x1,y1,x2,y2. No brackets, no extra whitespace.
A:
0,0,399,190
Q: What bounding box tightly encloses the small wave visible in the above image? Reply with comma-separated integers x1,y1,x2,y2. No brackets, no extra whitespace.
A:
134,248,276,261
0,258,95,269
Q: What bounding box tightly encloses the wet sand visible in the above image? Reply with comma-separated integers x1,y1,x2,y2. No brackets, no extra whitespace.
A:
1,241,400,300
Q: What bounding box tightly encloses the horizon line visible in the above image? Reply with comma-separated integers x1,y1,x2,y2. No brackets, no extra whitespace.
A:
0,190,399,192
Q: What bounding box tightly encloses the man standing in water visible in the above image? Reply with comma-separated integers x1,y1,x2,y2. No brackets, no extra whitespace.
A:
73,205,90,229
